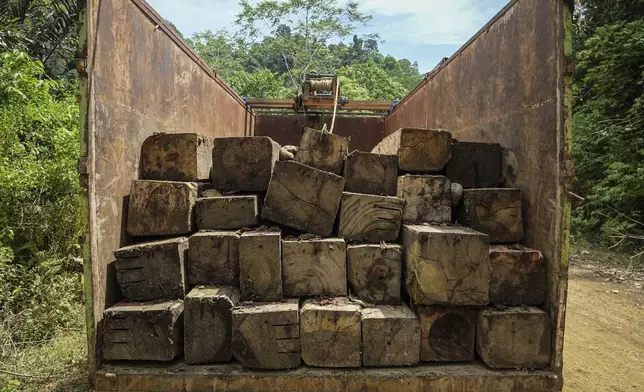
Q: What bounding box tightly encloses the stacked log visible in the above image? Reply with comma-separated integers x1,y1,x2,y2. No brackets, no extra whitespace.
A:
102,129,550,371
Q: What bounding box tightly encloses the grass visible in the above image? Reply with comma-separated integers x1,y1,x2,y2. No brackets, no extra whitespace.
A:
0,304,89,392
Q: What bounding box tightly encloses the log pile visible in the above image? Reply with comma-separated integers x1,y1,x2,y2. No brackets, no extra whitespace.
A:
103,128,551,370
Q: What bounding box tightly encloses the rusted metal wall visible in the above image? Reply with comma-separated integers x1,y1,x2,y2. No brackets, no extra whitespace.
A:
79,0,252,374
254,114,385,152
384,0,573,383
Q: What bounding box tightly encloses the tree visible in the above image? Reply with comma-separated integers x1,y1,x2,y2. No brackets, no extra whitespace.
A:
572,1,644,250
235,0,373,88
0,0,81,79
338,61,408,100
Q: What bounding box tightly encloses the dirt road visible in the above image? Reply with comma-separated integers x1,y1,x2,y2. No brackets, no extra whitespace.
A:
563,268,644,392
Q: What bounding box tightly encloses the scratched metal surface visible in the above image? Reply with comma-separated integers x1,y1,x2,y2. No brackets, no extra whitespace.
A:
254,114,385,152
82,0,251,372
385,0,569,381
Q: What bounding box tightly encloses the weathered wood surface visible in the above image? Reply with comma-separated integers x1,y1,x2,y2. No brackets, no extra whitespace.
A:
211,137,280,192
295,127,349,174
372,128,453,172
397,175,451,223
187,231,240,287
347,244,402,304
196,195,259,230
232,300,301,369
95,362,560,392
197,183,223,198
261,161,345,236
343,151,398,196
457,188,523,243
338,192,404,243
239,230,282,302
114,237,188,301
141,133,213,181
282,238,346,296
489,245,546,305
362,305,421,367
476,307,551,369
279,145,298,161
300,298,362,368
184,286,239,364
126,180,197,236
403,225,489,305
414,305,477,362
445,142,502,188
102,300,183,361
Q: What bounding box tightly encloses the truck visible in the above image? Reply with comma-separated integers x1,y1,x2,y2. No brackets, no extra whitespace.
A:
78,0,574,390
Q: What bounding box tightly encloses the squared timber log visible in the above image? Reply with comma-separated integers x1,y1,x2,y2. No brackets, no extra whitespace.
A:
362,305,421,367
211,136,280,192
300,298,362,368
282,238,347,296
343,151,398,196
457,188,523,243
396,175,451,223
489,246,546,305
187,231,239,287
184,286,239,364
445,141,502,188
402,225,489,305
102,300,183,361
239,230,282,302
195,195,259,230
372,128,453,172
347,244,402,304
126,180,197,236
261,161,345,236
414,305,477,362
114,237,188,301
476,307,552,369
338,192,404,242
232,299,301,369
295,127,350,174
141,133,213,181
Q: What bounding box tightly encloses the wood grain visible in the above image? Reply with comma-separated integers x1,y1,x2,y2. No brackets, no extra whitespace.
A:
126,180,197,236
338,192,404,242
102,300,183,361
282,238,347,296
372,128,453,172
184,286,239,364
300,298,362,368
414,305,477,362
396,175,451,223
362,305,421,367
457,188,523,243
261,161,345,236
403,225,489,305
239,230,282,302
232,300,301,369
347,244,402,304
114,237,188,301
195,195,259,230
141,133,213,181
343,151,398,196
295,127,349,174
211,136,280,192
187,231,240,287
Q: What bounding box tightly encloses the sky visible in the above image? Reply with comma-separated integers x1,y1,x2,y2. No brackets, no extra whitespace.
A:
147,0,509,73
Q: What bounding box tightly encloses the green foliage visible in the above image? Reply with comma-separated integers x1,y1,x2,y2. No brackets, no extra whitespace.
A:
573,6,644,250
338,61,408,100
0,50,82,347
0,0,80,80
188,0,423,100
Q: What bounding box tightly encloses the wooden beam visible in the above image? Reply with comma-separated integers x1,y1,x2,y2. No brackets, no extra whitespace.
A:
245,98,393,111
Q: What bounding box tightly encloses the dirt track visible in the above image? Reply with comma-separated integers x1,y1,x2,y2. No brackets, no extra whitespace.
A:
563,268,644,392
